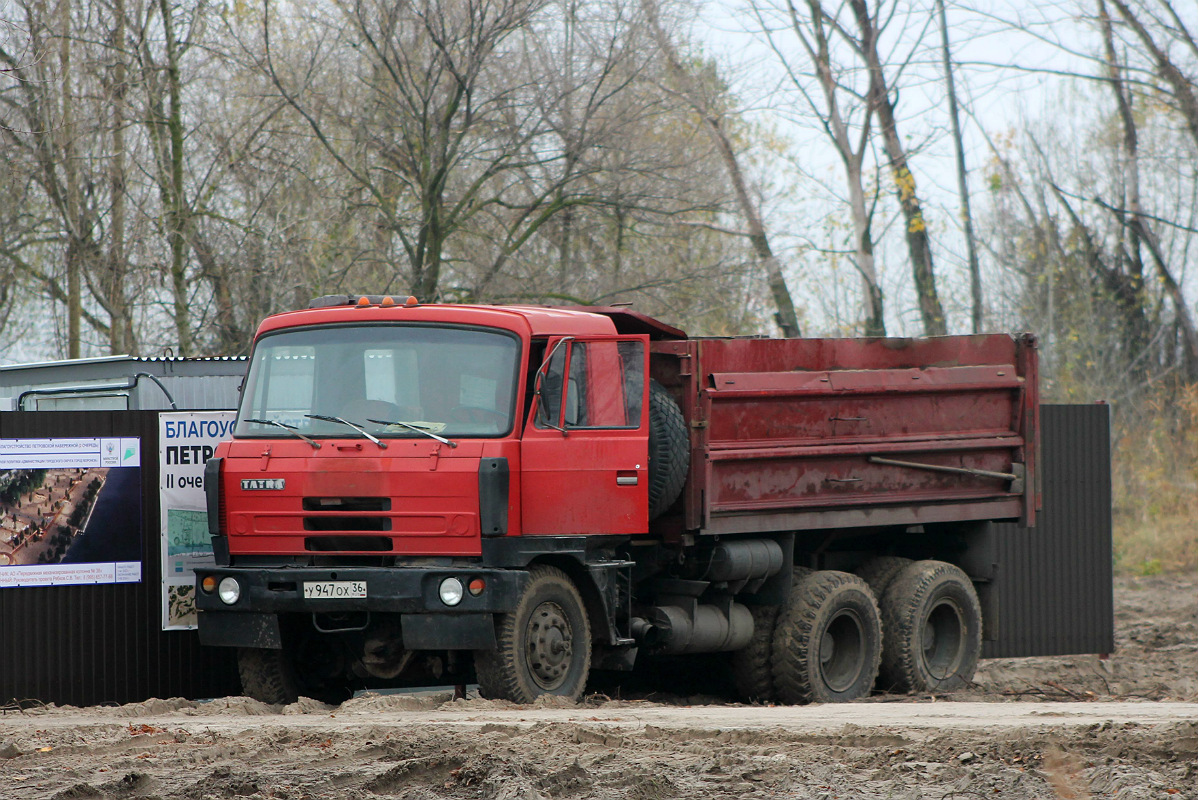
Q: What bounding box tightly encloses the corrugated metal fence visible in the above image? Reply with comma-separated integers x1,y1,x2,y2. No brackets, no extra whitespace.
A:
0,405,1111,706
0,412,238,707
984,402,1114,658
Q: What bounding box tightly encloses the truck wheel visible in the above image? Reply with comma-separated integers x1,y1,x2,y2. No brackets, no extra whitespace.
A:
648,380,689,519
475,566,591,703
238,642,352,706
878,560,982,694
237,647,298,705
729,604,779,702
856,556,913,598
728,566,811,703
771,570,882,704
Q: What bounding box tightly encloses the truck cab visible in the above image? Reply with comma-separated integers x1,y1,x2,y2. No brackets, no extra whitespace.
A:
197,297,670,701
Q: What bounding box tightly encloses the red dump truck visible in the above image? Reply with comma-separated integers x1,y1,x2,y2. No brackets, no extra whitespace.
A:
196,297,1038,705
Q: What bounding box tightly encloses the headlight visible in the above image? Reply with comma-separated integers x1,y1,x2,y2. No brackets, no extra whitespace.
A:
217,576,241,605
438,577,464,607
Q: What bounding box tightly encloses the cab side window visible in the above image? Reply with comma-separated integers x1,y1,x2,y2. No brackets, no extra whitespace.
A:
536,340,643,430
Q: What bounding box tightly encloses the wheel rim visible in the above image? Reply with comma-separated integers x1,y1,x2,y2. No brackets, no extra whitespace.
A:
525,601,574,691
819,609,866,693
921,598,965,680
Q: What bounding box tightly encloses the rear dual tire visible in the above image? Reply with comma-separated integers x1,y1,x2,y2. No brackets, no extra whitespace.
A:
877,560,982,694
731,569,882,705
772,570,883,704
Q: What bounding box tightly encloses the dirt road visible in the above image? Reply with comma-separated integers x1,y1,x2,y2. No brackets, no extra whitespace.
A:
1,573,1196,800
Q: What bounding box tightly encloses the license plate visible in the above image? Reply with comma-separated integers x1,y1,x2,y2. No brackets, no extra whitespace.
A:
302,580,367,599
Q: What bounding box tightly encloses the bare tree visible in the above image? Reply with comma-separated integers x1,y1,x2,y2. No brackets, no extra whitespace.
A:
843,0,945,335
1097,0,1198,380
973,0,1198,393
259,0,573,302
936,0,982,334
1106,0,1198,150
0,1,113,356
751,0,885,335
642,0,801,337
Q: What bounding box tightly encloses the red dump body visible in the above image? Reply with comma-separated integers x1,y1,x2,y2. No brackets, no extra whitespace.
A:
653,333,1039,535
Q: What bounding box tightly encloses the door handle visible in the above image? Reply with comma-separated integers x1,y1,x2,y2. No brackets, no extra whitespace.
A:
616,472,638,486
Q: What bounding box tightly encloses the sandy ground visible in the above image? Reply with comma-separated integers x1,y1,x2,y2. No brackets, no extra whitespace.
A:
2,573,1196,800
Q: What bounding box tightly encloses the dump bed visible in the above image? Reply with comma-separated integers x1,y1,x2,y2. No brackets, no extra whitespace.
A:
652,334,1038,535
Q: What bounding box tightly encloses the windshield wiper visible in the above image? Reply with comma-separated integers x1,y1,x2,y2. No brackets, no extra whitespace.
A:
304,414,387,448
367,418,457,448
243,418,321,449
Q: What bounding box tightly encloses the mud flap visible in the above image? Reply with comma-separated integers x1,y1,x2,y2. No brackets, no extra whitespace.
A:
198,611,283,649
401,614,497,650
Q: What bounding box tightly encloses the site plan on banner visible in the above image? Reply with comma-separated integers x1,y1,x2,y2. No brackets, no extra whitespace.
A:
0,437,142,588
160,411,235,630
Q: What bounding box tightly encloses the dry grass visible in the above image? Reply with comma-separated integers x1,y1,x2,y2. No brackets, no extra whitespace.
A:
1111,385,1198,574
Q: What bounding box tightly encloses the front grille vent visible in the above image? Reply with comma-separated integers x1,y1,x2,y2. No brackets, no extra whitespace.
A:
303,516,391,532
302,497,391,512
305,536,393,552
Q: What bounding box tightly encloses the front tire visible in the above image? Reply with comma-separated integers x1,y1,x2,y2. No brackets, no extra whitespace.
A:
771,570,882,704
878,560,982,694
475,566,591,703
238,647,298,705
238,632,353,705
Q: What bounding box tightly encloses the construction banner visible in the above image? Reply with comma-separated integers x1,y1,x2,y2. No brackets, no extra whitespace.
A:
0,437,143,588
159,411,236,630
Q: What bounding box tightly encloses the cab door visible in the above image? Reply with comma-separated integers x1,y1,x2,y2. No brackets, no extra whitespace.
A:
520,336,649,535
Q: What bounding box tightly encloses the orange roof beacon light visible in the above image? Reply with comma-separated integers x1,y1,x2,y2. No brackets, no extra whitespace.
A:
404,296,419,307
380,296,396,307
357,296,372,307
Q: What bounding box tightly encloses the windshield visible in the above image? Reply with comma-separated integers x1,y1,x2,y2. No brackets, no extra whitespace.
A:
236,324,522,439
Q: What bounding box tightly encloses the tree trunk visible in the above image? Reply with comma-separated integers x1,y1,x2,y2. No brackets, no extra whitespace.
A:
1097,0,1151,377
799,0,884,336
643,0,801,338
191,231,242,355
849,0,945,336
57,0,81,358
106,0,134,354
936,0,982,334
159,0,194,355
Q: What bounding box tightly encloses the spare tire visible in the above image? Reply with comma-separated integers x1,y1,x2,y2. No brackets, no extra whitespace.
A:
648,380,689,519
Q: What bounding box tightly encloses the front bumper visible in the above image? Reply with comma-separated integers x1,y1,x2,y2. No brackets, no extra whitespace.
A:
195,565,528,650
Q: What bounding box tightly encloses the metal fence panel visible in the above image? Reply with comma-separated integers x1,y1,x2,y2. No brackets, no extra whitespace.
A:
0,405,1113,705
984,403,1114,658
0,411,238,706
